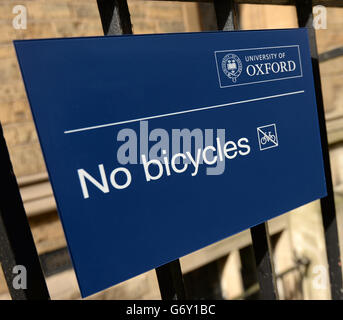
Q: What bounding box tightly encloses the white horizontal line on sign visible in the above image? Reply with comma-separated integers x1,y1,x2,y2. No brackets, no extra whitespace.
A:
64,90,305,134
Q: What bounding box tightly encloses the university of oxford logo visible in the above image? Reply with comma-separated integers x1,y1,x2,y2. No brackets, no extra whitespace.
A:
221,53,242,83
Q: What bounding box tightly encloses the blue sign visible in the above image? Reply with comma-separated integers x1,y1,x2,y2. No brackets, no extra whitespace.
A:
14,29,326,297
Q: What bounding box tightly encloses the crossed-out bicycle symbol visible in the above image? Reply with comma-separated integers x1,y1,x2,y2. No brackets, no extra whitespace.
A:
257,124,278,151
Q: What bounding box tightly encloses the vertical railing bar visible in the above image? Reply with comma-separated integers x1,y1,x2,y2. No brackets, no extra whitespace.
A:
0,123,50,300
250,223,279,299
97,0,132,35
155,259,186,300
295,0,343,300
214,0,278,300
96,0,187,300
214,0,239,30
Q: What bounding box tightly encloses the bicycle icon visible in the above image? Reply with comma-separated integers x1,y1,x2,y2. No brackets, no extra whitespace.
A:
257,124,278,151
260,131,277,145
